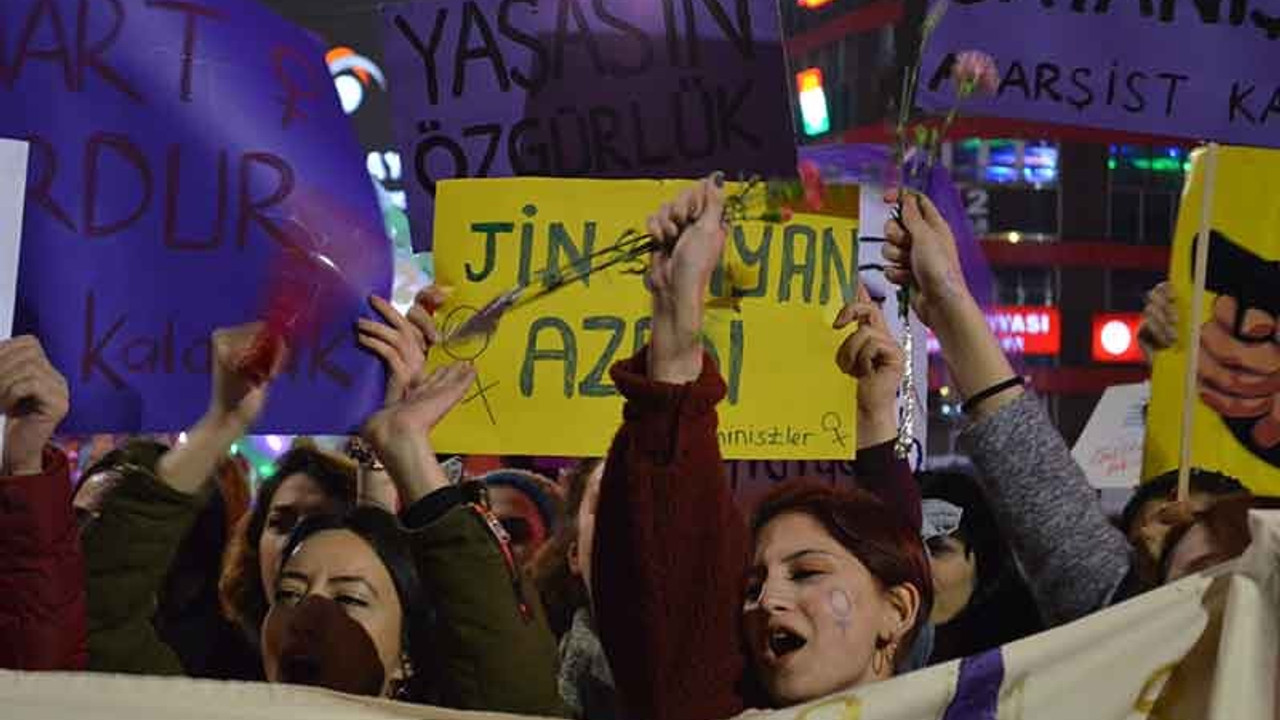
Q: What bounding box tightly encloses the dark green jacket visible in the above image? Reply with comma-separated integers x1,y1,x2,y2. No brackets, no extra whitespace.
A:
82,442,563,715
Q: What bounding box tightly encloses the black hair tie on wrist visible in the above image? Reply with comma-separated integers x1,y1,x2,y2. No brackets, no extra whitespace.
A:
962,376,1026,414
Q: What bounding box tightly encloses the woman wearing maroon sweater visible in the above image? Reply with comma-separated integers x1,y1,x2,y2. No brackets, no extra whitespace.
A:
592,176,932,720
0,336,86,671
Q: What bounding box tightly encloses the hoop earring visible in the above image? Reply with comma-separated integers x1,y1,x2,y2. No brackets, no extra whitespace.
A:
392,651,414,701
871,639,899,677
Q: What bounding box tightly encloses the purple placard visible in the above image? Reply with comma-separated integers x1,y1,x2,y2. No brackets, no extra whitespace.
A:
380,0,798,251
1,0,392,434
918,0,1280,147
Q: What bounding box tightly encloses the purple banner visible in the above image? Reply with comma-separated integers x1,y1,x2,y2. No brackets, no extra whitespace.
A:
918,0,1280,147
941,649,1004,720
380,0,797,251
1,0,392,434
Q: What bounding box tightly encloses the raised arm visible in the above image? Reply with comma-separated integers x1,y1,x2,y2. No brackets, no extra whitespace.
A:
593,175,751,720
0,336,85,670
158,324,284,494
834,290,922,532
84,324,281,674
360,296,561,715
882,189,1134,625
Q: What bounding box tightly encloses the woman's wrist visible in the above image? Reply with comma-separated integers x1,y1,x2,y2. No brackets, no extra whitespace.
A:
648,293,705,383
369,431,450,506
856,406,898,450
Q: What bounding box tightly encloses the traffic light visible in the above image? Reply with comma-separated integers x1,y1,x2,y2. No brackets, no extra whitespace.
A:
798,0,835,8
796,68,830,137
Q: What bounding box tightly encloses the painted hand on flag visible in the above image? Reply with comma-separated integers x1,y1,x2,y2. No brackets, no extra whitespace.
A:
1197,295,1280,449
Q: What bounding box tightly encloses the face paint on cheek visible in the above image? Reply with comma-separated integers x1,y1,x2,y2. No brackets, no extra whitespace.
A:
828,589,854,633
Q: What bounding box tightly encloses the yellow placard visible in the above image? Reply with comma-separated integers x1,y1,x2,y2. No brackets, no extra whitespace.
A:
427,178,860,459
1143,146,1280,495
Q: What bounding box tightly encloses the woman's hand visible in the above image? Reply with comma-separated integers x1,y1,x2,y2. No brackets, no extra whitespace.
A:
362,362,476,505
1137,281,1178,362
0,337,69,476
161,323,287,495
645,173,727,384
834,286,905,448
357,289,445,407
881,189,968,329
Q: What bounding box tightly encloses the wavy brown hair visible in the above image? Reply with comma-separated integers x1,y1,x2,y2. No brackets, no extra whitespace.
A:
218,446,357,641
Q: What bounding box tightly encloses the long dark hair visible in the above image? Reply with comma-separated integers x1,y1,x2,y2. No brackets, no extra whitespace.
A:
278,507,437,703
750,480,933,670
219,447,357,640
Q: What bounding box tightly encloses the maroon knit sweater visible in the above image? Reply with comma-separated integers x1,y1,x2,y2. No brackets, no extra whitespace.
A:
592,349,919,720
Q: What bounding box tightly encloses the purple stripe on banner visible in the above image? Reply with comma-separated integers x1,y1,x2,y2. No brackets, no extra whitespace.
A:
941,649,1004,720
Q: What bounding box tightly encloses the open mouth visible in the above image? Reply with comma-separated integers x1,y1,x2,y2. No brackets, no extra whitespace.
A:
768,628,808,658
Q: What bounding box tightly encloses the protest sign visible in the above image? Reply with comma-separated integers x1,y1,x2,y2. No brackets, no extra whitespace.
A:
428,177,858,460
1073,381,1150,489
6,510,1278,719
1144,146,1280,495
0,140,27,339
0,0,392,433
918,0,1280,147
379,0,796,251
0,139,30,453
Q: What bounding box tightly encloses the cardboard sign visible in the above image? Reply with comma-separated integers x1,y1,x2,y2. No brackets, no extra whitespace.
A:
1073,381,1151,489
0,0,392,433
380,0,797,250
427,177,858,459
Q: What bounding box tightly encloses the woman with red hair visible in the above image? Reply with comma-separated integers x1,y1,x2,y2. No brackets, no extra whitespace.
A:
591,175,932,720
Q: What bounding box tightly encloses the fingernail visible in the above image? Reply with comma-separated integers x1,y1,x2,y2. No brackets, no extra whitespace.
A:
712,171,725,188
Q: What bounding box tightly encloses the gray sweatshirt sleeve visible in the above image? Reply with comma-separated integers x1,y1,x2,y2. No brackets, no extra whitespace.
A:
959,391,1135,627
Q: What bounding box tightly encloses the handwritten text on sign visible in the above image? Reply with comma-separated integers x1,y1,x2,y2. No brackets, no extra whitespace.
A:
919,0,1280,147
380,0,796,250
0,0,391,433
429,178,858,459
